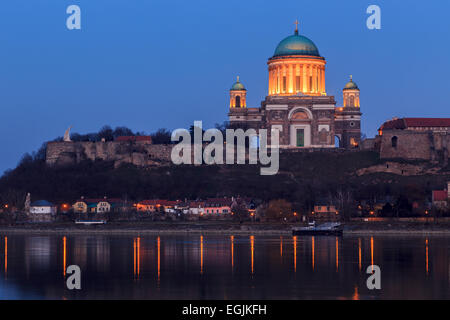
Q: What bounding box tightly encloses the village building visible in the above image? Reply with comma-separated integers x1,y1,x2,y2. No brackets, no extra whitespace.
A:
29,200,57,222
203,198,233,215
228,22,361,149
432,182,450,210
313,200,338,219
72,198,125,214
174,202,190,214
136,200,179,213
189,201,206,215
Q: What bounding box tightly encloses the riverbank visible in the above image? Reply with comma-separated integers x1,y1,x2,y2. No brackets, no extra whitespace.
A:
2,220,450,236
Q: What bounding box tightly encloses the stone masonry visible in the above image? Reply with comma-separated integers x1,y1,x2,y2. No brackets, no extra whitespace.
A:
46,141,173,168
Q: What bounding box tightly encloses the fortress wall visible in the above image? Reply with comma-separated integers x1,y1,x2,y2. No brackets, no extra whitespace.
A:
46,141,174,167
380,130,450,161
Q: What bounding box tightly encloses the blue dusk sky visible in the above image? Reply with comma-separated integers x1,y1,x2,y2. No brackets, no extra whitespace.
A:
0,0,449,174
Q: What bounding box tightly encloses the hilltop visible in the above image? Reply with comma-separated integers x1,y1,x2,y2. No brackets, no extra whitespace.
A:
1,149,449,213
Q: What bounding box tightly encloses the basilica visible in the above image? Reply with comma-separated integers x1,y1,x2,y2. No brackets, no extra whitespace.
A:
228,22,362,149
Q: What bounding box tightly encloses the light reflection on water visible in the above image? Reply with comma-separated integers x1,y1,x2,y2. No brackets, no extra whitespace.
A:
0,234,449,299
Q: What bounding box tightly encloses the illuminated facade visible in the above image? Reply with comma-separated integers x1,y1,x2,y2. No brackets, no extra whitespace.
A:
228,22,362,149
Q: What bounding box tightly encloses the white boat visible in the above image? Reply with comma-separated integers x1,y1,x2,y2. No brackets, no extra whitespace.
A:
75,219,107,225
292,222,342,236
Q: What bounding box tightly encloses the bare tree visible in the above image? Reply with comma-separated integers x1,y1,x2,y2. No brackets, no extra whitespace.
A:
334,189,354,221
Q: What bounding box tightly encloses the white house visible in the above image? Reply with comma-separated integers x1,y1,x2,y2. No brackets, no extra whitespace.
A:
189,201,205,215
29,200,57,222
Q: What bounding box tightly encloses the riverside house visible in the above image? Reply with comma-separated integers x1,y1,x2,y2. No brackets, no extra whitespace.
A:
72,197,125,214
28,200,57,222
136,200,179,213
432,182,450,210
203,198,233,215
313,199,338,219
189,201,205,215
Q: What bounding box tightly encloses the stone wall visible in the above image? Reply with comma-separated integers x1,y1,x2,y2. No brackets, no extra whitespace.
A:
46,141,173,168
379,130,450,163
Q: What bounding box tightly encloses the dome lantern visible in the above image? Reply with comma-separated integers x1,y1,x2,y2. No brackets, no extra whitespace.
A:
343,75,360,107
343,75,359,91
230,76,247,108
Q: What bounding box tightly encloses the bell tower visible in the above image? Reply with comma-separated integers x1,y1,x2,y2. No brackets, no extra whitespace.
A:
343,75,360,107
229,76,247,108
335,75,362,149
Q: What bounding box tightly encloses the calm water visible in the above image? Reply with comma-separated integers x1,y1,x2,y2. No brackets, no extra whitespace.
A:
0,233,448,299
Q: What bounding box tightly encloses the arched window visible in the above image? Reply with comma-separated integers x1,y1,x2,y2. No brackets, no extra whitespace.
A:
291,110,309,120
391,136,398,148
335,136,341,148
350,96,355,107
235,96,241,108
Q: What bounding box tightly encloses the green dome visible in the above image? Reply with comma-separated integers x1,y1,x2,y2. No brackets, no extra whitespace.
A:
230,77,246,91
273,33,320,57
343,76,359,90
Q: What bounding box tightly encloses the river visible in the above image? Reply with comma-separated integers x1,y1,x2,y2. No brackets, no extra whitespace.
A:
0,234,448,299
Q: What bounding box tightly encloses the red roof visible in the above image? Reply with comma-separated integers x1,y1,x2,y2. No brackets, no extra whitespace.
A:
404,118,450,127
138,200,179,206
432,190,448,202
78,198,123,204
380,118,450,131
204,198,233,207
115,136,152,143
189,201,205,208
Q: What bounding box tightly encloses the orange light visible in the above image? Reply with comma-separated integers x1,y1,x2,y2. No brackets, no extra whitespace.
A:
425,210,429,215
293,212,297,216
335,211,339,215
311,211,315,215
4,205,8,208
370,211,374,215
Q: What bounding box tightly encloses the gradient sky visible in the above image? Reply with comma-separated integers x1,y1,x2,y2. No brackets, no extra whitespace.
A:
0,0,449,174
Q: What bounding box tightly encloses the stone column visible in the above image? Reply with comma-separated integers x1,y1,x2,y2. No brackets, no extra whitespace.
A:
302,64,307,93
313,66,317,93
268,67,272,95
288,64,294,94
321,66,325,93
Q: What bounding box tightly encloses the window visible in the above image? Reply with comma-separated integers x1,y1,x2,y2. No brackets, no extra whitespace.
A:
282,76,287,93
350,137,358,148
235,96,241,107
309,76,312,91
291,110,309,120
350,96,355,107
391,136,398,148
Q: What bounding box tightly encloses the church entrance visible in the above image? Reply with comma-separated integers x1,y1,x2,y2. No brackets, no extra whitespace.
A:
296,129,304,147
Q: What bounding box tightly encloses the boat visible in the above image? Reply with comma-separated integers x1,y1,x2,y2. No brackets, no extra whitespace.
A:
292,222,343,236
75,219,107,225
